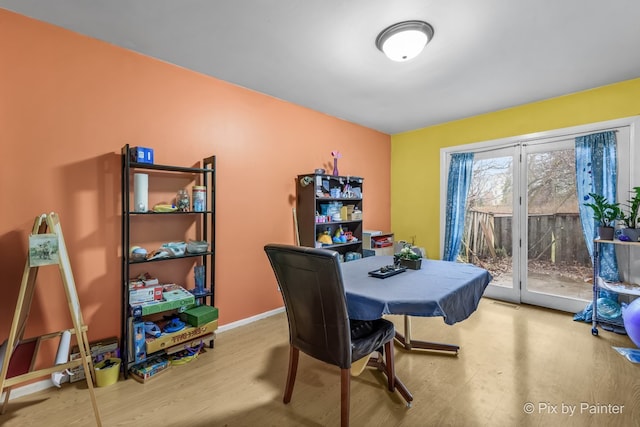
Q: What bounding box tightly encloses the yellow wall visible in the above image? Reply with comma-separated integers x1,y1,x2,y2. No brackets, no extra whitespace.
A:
391,78,640,259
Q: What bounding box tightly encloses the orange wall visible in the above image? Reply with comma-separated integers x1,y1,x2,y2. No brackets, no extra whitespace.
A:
0,10,391,349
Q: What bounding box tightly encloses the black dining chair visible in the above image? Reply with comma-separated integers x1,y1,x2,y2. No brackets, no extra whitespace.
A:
264,243,412,427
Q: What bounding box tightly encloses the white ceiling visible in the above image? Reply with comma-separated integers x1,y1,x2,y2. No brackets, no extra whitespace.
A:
3,0,640,134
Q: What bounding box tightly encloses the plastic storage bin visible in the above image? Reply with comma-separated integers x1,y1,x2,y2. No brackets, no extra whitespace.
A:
94,358,121,387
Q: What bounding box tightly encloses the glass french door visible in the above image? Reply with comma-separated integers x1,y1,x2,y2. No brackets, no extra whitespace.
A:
519,140,591,313
444,118,636,313
462,142,592,312
462,146,520,303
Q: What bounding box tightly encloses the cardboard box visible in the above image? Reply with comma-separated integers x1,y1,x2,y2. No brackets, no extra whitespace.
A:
179,306,219,327
128,279,163,304
145,320,218,354
348,211,362,220
162,284,194,301
164,333,215,355
129,146,154,164
372,236,393,248
69,337,120,383
129,277,160,288
132,321,146,363
130,284,195,317
131,298,192,317
129,285,163,304
129,355,169,383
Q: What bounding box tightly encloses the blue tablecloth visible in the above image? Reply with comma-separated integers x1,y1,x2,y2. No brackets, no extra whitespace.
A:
340,256,493,325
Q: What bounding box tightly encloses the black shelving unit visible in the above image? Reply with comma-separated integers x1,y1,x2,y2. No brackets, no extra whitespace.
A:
296,174,364,259
120,144,216,377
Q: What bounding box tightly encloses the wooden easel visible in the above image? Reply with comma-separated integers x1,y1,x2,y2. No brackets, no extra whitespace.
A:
0,213,102,425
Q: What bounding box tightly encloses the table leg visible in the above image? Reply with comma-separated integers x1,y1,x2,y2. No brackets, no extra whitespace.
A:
393,315,459,354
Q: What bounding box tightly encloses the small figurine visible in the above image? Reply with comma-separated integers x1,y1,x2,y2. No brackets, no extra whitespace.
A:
333,225,347,243
317,229,333,245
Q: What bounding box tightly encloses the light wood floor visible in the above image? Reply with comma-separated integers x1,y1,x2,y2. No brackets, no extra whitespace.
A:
2,298,639,427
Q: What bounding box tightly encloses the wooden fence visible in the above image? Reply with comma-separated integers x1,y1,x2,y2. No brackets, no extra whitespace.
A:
463,210,591,264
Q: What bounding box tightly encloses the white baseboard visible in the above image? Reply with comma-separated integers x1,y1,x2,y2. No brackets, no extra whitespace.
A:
1,306,285,402
216,306,285,333
1,379,57,403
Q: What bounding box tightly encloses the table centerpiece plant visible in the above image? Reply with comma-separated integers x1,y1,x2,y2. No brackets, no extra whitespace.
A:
394,242,423,270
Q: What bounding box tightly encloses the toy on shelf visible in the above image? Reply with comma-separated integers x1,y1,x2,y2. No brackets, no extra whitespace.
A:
317,229,333,245
144,321,161,338
333,226,347,244
163,318,186,333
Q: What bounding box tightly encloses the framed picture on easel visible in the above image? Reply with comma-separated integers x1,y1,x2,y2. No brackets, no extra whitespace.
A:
28,233,59,267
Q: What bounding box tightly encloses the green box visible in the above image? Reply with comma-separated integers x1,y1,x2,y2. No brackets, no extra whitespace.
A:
132,293,195,316
179,305,218,327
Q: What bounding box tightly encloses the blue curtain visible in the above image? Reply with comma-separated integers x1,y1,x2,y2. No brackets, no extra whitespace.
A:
443,153,474,261
575,130,619,282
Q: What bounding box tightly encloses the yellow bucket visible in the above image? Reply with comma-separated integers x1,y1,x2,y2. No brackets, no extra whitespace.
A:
94,358,121,387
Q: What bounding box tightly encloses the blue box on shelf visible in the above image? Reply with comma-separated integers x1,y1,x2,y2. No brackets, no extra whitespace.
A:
132,321,147,363
129,146,154,164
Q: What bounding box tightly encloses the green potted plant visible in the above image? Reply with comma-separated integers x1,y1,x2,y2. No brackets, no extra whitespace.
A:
584,192,620,240
394,242,422,270
619,187,640,241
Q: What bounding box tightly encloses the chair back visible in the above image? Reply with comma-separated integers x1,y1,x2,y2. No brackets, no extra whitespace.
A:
264,244,351,368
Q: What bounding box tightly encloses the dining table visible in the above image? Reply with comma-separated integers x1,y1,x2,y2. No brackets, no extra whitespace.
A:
340,255,493,353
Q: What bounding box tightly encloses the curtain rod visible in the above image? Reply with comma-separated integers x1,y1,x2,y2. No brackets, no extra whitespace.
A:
449,143,519,155
522,128,620,147
448,128,622,155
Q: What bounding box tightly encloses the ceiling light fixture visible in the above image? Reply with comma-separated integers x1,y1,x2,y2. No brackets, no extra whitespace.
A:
375,20,434,62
